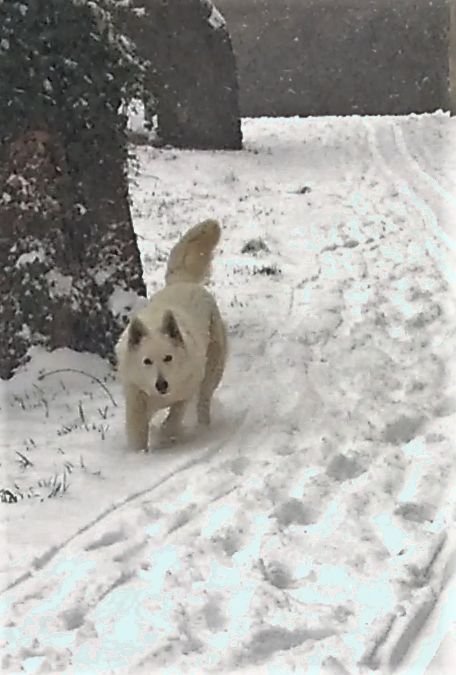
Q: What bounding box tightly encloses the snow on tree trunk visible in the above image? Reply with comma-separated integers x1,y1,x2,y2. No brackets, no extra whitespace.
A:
120,0,243,150
0,0,147,380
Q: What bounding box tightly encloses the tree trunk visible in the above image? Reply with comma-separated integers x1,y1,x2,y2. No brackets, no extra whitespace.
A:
0,0,147,380
121,0,243,150
0,128,146,380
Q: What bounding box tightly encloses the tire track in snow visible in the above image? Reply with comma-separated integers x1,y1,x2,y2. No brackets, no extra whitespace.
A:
361,117,456,671
383,120,456,336
363,118,456,295
391,121,456,248
399,119,456,194
364,119,453,256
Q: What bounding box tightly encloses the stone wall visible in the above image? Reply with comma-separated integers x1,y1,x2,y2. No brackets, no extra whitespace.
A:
216,0,453,117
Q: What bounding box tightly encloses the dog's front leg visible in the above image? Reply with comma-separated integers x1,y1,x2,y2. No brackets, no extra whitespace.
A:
125,385,150,451
160,400,187,442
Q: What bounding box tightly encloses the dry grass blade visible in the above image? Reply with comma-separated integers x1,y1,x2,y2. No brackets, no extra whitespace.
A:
38,368,118,407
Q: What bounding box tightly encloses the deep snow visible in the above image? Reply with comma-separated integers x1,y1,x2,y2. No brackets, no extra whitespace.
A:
1,113,456,674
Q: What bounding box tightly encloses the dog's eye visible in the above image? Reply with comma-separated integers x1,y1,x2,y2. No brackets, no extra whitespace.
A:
143,357,153,366
163,354,172,363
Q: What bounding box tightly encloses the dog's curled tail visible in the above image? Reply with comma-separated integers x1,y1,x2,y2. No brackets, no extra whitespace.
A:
165,219,221,285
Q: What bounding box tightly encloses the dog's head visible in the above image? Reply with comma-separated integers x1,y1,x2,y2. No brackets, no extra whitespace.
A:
126,310,195,398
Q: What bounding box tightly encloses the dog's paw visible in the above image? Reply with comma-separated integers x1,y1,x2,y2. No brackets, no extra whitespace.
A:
127,442,150,453
127,432,150,453
157,437,178,450
127,444,150,453
155,435,180,451
155,423,184,449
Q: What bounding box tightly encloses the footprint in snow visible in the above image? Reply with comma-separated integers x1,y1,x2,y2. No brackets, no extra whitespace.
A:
382,415,425,445
202,594,226,631
214,526,244,556
395,502,435,523
406,301,443,329
273,498,318,527
220,456,250,476
326,454,366,482
61,606,86,631
259,558,295,589
434,396,456,418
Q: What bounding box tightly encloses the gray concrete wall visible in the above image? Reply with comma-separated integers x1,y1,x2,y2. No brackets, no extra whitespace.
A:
216,0,452,116
450,0,456,112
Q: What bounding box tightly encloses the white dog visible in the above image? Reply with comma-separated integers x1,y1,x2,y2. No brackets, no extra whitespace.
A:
115,219,227,451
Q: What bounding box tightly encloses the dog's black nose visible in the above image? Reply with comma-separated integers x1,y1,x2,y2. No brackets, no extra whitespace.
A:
155,376,168,394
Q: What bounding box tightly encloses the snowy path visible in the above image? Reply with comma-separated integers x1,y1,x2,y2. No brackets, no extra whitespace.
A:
1,115,456,673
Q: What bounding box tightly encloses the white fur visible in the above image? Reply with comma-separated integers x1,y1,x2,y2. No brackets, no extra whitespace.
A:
115,220,227,451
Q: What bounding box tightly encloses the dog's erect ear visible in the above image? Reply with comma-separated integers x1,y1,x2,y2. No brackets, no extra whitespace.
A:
128,317,148,349
161,310,183,343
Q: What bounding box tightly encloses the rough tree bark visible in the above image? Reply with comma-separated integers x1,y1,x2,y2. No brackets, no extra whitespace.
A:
119,0,243,150
0,0,147,380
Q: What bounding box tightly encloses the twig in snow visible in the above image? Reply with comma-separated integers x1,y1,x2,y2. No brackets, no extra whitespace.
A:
32,384,49,418
15,451,33,469
98,405,109,420
78,401,86,425
0,488,20,503
38,368,118,407
47,469,70,498
13,395,26,410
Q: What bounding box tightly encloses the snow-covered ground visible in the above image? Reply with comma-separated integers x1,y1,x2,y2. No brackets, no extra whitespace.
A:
1,113,456,674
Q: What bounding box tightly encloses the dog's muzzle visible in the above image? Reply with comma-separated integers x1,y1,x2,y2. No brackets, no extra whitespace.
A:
155,375,169,394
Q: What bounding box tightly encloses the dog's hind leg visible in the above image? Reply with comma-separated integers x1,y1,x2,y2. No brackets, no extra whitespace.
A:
125,385,150,451
197,315,226,426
